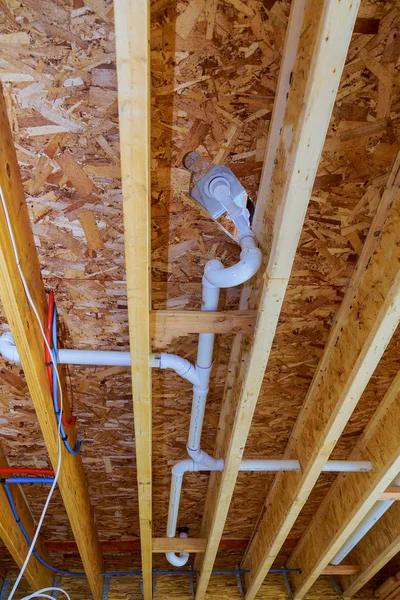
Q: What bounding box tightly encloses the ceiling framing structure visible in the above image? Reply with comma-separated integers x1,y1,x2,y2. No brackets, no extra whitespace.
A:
0,0,398,599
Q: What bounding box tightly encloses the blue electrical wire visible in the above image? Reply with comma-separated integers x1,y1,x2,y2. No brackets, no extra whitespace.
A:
51,305,81,456
3,480,302,580
4,482,86,578
4,478,55,485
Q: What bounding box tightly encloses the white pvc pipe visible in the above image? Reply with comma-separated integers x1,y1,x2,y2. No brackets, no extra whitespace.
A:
203,236,262,289
331,472,400,565
158,352,199,386
166,459,223,567
321,460,372,473
59,349,131,366
165,458,373,566
239,460,372,472
0,332,20,363
187,278,220,463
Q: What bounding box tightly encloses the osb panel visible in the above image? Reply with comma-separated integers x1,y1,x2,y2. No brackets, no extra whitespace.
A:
0,0,398,595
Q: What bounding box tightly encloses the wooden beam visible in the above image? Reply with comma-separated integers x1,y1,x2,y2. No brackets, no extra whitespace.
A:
374,573,400,600
150,310,256,345
47,537,300,554
241,141,400,599
152,538,207,553
322,566,361,576
194,2,359,598
0,449,52,590
0,87,103,598
340,502,400,598
114,2,152,599
286,369,400,599
378,487,400,501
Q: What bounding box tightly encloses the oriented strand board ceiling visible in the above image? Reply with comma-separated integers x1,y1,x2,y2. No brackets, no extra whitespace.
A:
0,0,399,593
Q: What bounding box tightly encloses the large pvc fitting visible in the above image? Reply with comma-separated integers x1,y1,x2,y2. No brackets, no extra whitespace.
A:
159,353,199,387
166,528,190,568
203,240,262,289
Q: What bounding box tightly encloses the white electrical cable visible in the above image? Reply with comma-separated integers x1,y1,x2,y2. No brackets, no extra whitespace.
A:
0,186,66,600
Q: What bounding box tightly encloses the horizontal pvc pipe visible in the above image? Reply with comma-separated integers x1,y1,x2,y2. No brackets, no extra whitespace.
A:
239,460,372,473
58,349,131,367
331,472,400,565
239,460,299,472
322,460,372,472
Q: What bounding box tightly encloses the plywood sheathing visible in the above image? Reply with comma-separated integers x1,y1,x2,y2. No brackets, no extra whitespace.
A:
0,0,398,586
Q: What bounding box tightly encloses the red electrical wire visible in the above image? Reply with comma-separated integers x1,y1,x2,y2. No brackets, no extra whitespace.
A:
0,468,55,476
45,291,76,428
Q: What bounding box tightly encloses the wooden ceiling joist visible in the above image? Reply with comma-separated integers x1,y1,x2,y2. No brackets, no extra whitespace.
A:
194,1,360,598
242,146,400,599
0,450,52,591
114,1,152,598
0,87,104,598
286,366,400,599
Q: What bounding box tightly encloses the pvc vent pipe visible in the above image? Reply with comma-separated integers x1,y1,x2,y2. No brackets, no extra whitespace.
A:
330,472,400,565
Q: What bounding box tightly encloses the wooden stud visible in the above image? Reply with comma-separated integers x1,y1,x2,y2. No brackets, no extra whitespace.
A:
285,369,400,598
114,1,152,599
0,449,52,591
0,86,104,598
241,151,400,599
194,1,360,598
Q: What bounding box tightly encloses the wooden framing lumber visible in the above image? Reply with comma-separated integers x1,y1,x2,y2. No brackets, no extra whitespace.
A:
340,502,400,598
114,1,152,598
323,566,361,576
150,310,256,345
379,487,400,500
0,86,104,598
0,450,52,590
286,369,400,598
242,151,400,599
194,1,359,598
46,537,300,554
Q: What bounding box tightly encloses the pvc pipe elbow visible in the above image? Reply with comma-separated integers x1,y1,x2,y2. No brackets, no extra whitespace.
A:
166,529,190,567
172,459,200,477
203,246,262,288
0,332,20,363
159,353,199,387
165,551,189,567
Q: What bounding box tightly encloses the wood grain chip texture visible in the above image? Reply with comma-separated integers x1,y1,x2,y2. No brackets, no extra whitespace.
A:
0,0,399,596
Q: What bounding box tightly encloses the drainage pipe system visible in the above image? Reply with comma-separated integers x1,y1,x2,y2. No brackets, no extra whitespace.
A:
0,173,374,568
166,459,372,567
330,472,400,566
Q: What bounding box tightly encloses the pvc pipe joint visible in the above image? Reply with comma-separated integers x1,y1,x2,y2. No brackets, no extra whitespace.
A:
0,332,20,363
159,353,199,387
203,240,262,289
